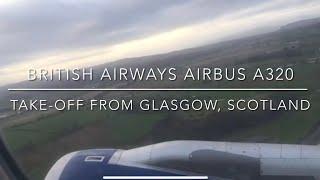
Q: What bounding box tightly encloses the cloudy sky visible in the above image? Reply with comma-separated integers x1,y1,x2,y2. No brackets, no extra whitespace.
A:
1,0,320,86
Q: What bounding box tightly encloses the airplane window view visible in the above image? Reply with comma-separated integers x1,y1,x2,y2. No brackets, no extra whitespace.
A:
0,0,320,180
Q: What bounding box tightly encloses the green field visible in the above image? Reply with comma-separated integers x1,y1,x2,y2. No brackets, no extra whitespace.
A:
4,110,167,151
3,111,104,151
3,110,167,180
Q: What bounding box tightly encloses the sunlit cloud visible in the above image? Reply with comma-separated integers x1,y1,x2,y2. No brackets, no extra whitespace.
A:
0,0,20,7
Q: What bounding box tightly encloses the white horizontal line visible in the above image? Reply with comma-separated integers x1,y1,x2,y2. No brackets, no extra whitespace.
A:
102,176,208,180
8,88,308,91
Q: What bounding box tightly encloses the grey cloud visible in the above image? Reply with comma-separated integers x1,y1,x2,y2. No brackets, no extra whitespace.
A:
0,0,317,66
0,0,190,65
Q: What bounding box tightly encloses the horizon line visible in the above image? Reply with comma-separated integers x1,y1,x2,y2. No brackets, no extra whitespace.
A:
8,88,308,91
